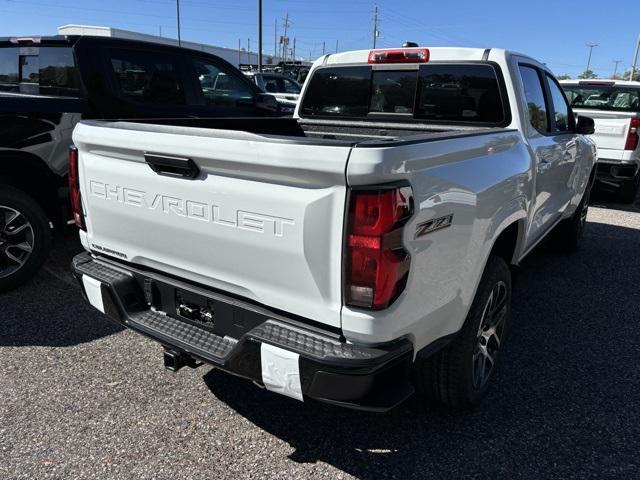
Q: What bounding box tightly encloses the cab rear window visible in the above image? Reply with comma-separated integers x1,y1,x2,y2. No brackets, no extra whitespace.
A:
300,63,508,125
563,84,640,112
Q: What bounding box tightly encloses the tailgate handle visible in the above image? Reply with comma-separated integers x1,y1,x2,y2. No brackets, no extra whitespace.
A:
144,153,200,179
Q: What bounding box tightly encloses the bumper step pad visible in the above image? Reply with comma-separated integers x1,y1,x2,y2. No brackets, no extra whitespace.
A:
72,252,414,411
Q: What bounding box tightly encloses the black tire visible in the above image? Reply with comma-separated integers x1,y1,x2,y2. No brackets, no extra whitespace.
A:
413,255,512,411
617,172,639,204
549,179,592,253
0,184,52,292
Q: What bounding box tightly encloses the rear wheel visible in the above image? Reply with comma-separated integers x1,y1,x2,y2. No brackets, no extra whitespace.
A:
413,256,511,411
549,179,592,253
617,171,639,204
0,185,51,292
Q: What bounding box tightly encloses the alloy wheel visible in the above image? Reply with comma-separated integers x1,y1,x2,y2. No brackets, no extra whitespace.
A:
0,206,35,279
472,280,508,390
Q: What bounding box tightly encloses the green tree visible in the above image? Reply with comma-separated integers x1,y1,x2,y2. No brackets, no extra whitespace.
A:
577,70,597,79
557,74,572,80
622,69,640,81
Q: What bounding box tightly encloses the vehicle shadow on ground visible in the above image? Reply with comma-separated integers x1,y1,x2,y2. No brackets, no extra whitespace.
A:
204,216,640,478
0,230,124,347
590,186,640,213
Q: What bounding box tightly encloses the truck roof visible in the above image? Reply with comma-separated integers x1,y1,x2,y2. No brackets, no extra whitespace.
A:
560,79,640,87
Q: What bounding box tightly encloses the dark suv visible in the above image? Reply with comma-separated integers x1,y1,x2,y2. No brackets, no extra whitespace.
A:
0,35,277,291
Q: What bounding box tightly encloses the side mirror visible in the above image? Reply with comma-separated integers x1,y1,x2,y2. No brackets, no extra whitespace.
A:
576,115,595,135
256,93,279,112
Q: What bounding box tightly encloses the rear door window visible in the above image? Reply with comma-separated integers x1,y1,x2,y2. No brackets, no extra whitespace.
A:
109,49,186,105
38,47,80,95
545,75,572,132
519,65,549,133
0,48,19,91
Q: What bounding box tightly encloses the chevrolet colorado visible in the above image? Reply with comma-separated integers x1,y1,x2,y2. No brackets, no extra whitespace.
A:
0,35,276,291
561,79,640,203
71,47,596,412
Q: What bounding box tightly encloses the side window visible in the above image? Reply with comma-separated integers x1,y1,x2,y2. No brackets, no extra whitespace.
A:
191,58,254,107
109,49,185,105
546,75,572,132
283,78,301,94
0,48,19,92
262,75,280,93
38,48,80,96
518,65,549,133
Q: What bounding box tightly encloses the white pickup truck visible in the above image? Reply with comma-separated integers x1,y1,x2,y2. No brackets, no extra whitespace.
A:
70,47,596,412
561,79,640,203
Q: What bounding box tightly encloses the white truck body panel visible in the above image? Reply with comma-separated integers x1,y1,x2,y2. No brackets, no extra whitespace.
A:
73,122,351,327
73,47,596,356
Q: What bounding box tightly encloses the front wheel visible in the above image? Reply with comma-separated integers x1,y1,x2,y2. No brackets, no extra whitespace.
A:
0,185,52,292
413,255,512,411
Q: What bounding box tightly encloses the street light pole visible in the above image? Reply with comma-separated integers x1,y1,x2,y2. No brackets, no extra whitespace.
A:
258,0,263,71
176,0,181,47
613,60,622,78
585,43,598,73
630,35,640,81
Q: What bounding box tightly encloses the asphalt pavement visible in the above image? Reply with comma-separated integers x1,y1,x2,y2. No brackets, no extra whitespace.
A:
1,191,639,480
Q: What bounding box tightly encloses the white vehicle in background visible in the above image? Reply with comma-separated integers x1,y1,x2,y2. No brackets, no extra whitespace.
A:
561,79,640,203
71,47,596,413
244,71,301,114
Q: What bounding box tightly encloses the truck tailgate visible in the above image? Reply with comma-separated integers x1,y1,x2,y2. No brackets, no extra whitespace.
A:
575,109,635,154
73,121,351,327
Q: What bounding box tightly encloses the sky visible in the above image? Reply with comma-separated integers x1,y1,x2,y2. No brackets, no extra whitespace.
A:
1,0,637,79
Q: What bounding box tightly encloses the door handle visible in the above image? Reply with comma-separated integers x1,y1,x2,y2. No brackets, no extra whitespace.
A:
145,153,200,179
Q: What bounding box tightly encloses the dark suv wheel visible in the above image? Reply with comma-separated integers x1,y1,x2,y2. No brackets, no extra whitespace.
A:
0,184,51,292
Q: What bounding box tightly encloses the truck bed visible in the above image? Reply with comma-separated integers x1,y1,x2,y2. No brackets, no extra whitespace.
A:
109,117,504,146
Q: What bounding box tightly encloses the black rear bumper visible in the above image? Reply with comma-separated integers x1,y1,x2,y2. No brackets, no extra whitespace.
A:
72,252,414,412
596,162,639,185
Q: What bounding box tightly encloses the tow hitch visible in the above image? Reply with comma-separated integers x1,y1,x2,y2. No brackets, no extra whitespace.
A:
163,349,202,372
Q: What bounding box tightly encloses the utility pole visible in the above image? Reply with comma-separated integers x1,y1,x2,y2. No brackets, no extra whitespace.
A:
631,35,640,81
238,39,241,67
322,41,325,56
335,40,339,53
274,19,277,58
613,60,623,78
176,0,181,46
258,0,263,71
292,38,296,62
372,5,379,48
585,43,598,73
282,12,290,62
248,38,251,65
159,25,162,37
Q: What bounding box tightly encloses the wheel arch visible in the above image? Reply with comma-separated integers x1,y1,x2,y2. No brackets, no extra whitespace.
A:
0,150,64,227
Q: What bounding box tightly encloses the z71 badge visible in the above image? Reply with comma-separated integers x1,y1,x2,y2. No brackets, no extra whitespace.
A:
415,214,454,238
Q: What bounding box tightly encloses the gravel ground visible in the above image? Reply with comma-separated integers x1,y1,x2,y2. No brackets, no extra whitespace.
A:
1,192,639,480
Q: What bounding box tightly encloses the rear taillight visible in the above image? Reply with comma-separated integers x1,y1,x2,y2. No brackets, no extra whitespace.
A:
368,48,430,64
68,145,85,230
625,118,640,151
345,186,413,310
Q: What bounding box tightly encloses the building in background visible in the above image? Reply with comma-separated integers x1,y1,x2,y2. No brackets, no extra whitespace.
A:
57,24,278,67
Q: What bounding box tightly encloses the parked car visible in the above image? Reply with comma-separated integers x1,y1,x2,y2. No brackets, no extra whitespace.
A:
561,79,640,203
244,71,301,114
71,46,595,412
0,34,277,291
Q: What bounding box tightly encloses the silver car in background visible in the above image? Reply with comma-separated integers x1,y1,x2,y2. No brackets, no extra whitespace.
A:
244,72,302,114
